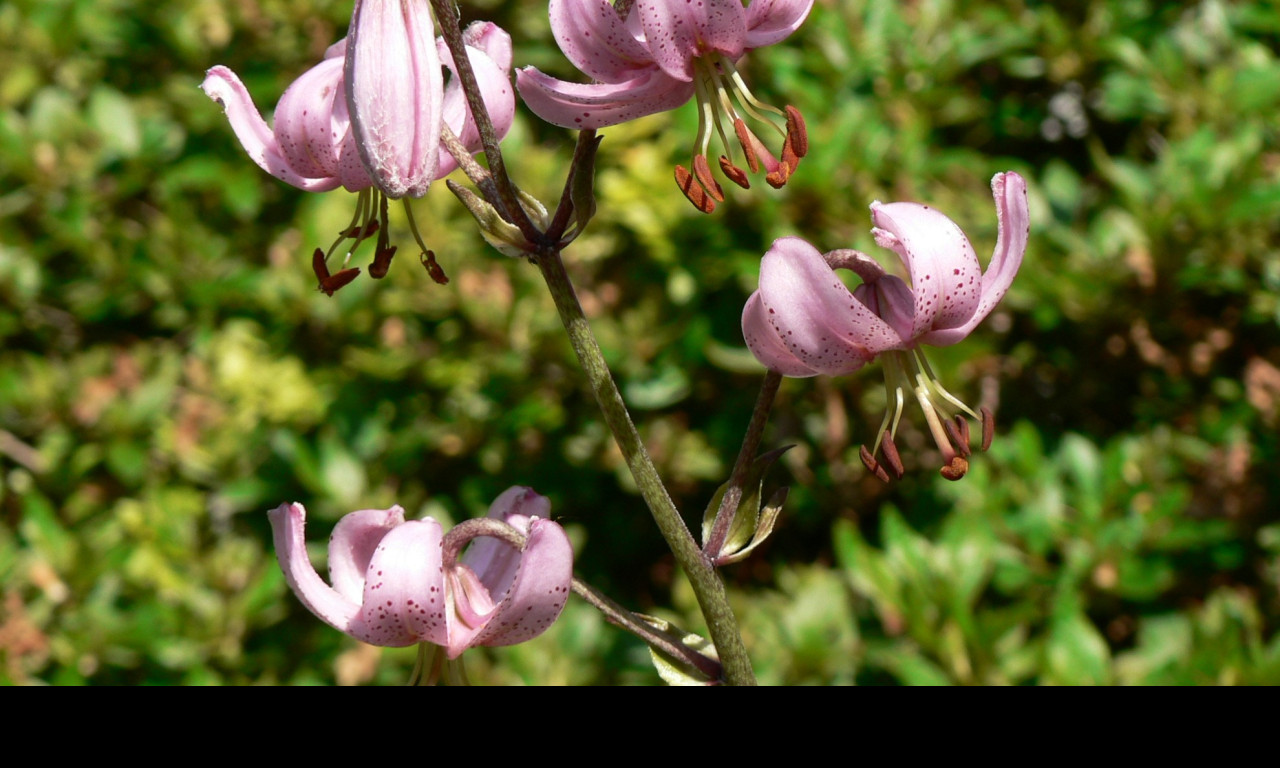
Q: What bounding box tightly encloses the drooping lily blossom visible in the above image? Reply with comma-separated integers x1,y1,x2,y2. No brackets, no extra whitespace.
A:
516,0,814,213
742,172,1029,480
269,487,573,659
203,16,514,290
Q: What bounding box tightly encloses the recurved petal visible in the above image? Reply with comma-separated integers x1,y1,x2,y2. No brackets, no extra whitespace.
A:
871,200,982,341
462,487,551,602
516,66,695,129
463,21,512,73
201,66,342,193
852,274,916,344
549,0,653,82
636,0,747,81
327,506,406,604
745,0,815,48
921,171,1029,346
742,292,819,377
758,237,901,375
354,518,448,647
471,518,574,651
346,0,444,199
436,37,515,177
273,55,346,180
268,503,362,639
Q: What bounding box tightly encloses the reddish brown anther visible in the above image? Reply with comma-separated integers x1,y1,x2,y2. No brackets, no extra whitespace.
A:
312,248,361,296
692,155,725,203
980,407,995,451
880,431,905,478
784,106,808,160
944,418,971,458
734,118,761,174
859,445,891,483
369,245,397,279
940,455,969,481
765,162,791,189
675,165,716,214
718,156,751,189
954,415,971,453
420,250,449,285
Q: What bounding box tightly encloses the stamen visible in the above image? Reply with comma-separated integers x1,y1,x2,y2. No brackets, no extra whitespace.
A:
369,193,394,279
693,155,725,202
980,407,995,452
954,415,971,452
341,220,379,239
369,245,396,279
940,455,969,481
718,156,751,189
313,247,360,296
734,119,761,174
675,165,717,213
880,431,905,478
784,106,809,159
765,162,790,189
943,417,970,458
859,445,890,483
420,249,449,285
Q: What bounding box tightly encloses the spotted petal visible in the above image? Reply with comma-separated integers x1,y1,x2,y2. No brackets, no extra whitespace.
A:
921,172,1029,346
745,0,815,48
327,506,406,605
742,291,819,377
757,237,901,376
635,0,747,81
470,517,574,651
355,518,448,648
201,66,343,193
516,66,695,129
269,503,362,639
549,0,653,82
870,199,983,342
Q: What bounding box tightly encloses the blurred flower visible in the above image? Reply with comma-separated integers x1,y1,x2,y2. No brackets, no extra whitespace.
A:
742,172,1029,480
202,19,514,288
516,0,813,213
269,487,573,659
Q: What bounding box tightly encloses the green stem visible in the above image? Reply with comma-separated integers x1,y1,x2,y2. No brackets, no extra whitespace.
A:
533,247,756,686
704,370,782,559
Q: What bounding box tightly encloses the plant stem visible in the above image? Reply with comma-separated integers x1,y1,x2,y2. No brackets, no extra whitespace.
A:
533,247,757,685
571,577,722,681
704,370,782,559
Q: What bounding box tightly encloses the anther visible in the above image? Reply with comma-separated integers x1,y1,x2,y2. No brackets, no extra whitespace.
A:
369,245,397,279
734,119,761,174
860,445,891,483
954,415,971,453
718,156,751,189
675,165,716,214
880,431,905,479
765,162,790,189
420,250,449,285
784,106,809,159
692,155,725,203
313,248,360,296
940,455,969,481
980,407,995,452
943,418,970,458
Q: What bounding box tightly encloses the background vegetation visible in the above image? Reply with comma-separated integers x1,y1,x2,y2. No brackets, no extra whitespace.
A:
1,0,1278,684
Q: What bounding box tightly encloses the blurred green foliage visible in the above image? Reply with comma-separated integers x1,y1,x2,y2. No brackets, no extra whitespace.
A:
1,0,1277,684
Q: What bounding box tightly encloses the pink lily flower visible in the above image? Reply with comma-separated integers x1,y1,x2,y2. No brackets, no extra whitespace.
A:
202,17,514,289
269,486,573,661
516,0,814,213
742,172,1030,480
